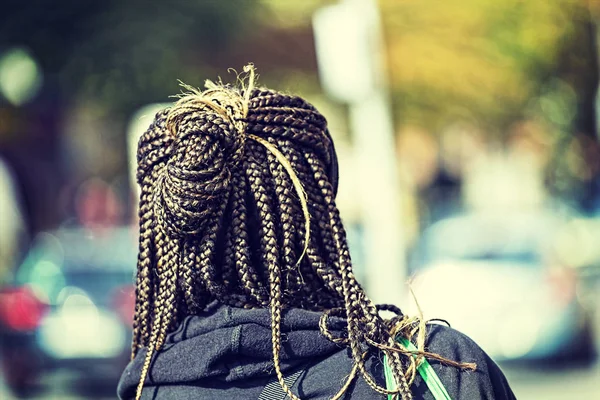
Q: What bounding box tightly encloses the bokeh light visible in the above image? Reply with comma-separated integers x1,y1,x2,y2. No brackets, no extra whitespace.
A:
0,47,42,106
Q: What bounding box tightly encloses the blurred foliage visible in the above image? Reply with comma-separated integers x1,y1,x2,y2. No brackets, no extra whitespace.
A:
259,0,336,28
0,0,258,113
1,0,598,202
1,0,596,132
380,0,594,134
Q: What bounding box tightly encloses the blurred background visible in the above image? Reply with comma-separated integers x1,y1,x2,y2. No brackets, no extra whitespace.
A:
1,0,599,398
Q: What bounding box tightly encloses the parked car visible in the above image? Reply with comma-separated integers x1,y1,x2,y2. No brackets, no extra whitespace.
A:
408,211,596,364
0,227,137,396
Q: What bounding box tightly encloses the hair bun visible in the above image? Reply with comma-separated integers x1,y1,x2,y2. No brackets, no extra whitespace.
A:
152,102,245,237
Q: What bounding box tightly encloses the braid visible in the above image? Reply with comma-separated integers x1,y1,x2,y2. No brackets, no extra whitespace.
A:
132,110,173,355
131,181,155,354
180,239,210,314
131,75,468,400
229,169,269,305
266,148,300,289
282,143,344,299
197,188,233,303
244,140,300,399
306,153,413,399
155,234,181,346
268,144,340,309
221,186,240,294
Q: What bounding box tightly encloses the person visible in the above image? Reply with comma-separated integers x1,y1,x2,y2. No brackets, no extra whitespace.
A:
118,66,516,400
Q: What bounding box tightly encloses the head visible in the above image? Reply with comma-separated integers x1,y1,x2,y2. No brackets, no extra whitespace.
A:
133,70,423,400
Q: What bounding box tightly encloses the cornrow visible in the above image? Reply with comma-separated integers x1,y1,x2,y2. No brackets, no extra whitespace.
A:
131,67,474,400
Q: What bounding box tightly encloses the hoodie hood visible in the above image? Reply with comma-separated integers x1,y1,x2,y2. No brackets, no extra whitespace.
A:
118,302,346,397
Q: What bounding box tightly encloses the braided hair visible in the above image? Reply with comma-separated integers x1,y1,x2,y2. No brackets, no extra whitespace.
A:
131,70,466,400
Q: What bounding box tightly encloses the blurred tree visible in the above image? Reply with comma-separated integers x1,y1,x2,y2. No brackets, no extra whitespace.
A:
0,0,258,113
380,0,595,134
546,3,600,211
381,0,600,211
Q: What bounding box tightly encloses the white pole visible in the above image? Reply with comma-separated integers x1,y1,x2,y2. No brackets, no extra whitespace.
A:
314,0,406,304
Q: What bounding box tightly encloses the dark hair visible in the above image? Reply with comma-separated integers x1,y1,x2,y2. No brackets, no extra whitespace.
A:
131,75,463,400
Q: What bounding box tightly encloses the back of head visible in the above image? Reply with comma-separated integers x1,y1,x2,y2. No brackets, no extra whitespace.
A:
133,68,425,400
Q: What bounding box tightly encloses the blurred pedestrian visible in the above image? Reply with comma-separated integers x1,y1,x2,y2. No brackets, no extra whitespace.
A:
118,67,515,400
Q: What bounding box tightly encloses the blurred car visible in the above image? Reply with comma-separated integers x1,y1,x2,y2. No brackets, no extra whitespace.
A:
0,227,137,396
408,211,596,364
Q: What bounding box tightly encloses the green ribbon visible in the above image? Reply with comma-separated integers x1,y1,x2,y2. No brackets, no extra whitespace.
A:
384,337,452,400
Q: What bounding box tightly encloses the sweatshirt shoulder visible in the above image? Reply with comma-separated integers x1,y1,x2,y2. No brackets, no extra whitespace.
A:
425,323,488,360
418,323,517,400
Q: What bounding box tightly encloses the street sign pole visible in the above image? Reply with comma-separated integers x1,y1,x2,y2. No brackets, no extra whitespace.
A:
313,0,406,304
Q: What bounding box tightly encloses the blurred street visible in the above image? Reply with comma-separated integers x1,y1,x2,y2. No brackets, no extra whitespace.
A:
503,273,600,399
504,362,600,400
0,370,114,400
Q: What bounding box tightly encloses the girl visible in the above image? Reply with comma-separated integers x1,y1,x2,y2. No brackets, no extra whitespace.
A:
118,67,515,400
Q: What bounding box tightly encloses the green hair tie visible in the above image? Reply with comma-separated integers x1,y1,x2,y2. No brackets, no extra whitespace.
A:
384,337,452,400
